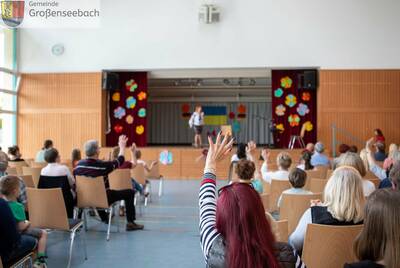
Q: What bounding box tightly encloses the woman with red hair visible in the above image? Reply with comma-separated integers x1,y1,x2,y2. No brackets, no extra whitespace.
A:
199,133,305,268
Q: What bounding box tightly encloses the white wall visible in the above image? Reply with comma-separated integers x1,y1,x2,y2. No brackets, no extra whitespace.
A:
19,0,400,72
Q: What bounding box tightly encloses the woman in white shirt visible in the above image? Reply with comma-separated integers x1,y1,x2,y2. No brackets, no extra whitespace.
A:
188,105,204,148
41,148,76,198
261,150,292,183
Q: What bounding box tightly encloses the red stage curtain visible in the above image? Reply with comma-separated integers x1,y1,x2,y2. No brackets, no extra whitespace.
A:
106,72,148,147
271,70,317,149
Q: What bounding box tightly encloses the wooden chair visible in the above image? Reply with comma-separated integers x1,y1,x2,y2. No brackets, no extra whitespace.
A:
109,169,132,190
364,171,378,180
22,167,42,187
130,165,150,206
367,178,380,189
145,161,164,197
280,193,322,234
309,178,328,193
76,176,118,241
19,175,35,188
302,224,363,268
30,162,47,168
6,252,34,268
326,169,333,179
260,193,269,211
266,212,288,242
5,167,18,175
61,159,73,169
26,188,86,268
24,158,34,167
8,161,28,175
268,180,291,212
306,169,326,180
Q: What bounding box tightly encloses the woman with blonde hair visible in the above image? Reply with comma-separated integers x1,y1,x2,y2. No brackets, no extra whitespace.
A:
360,149,370,171
383,143,399,170
289,166,365,252
345,188,400,268
337,152,376,197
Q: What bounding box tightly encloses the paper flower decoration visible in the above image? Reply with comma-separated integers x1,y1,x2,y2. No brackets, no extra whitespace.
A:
238,104,246,119
138,108,146,118
126,96,136,109
275,104,286,116
288,114,301,127
276,124,285,133
113,106,126,119
125,79,138,92
274,88,284,98
304,121,313,132
138,91,147,101
302,92,311,101
112,92,120,102
229,112,235,119
297,103,310,116
114,124,123,134
281,76,293,89
285,94,297,107
182,104,190,113
126,115,134,124
136,125,144,135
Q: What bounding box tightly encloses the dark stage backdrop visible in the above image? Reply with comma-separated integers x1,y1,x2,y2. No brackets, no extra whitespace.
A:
271,70,317,148
106,72,148,147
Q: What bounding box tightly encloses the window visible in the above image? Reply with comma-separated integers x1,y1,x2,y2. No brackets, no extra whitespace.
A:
0,28,18,150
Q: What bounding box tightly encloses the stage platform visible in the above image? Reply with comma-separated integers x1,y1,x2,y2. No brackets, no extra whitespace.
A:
100,147,305,180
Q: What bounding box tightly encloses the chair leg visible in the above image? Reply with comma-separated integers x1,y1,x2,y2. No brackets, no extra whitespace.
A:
117,203,120,233
158,177,163,197
67,229,77,268
83,209,88,232
144,196,148,207
82,225,88,261
106,207,113,241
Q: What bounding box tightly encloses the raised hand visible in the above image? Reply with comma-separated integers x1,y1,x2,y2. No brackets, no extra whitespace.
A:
130,142,137,153
246,140,257,153
261,148,270,162
205,132,234,171
366,138,375,153
119,135,128,149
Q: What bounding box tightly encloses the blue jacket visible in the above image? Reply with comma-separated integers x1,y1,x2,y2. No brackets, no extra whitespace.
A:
0,198,20,260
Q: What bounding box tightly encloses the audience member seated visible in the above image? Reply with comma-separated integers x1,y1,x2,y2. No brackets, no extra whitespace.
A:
230,143,250,162
0,160,8,176
35,139,53,163
297,150,314,171
0,160,28,209
383,143,399,170
289,166,364,253
388,161,400,191
374,142,387,162
71,148,82,168
0,197,37,268
0,176,47,267
373,128,385,143
337,152,376,197
234,159,263,194
74,135,143,231
199,134,305,268
8,146,25,162
359,149,370,171
305,143,314,153
310,142,330,167
277,168,313,208
345,189,400,268
0,147,9,162
332,143,350,169
261,150,292,183
41,148,76,198
349,145,358,153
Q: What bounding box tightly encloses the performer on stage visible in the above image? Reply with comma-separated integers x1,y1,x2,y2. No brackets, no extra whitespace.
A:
189,105,204,148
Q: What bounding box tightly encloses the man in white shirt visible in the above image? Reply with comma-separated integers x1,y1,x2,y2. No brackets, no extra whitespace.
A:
41,148,76,198
261,150,292,183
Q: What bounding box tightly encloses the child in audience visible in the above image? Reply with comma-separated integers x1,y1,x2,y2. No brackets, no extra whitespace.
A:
135,150,158,173
230,143,249,162
277,168,313,208
345,189,400,268
374,142,387,162
383,143,399,170
35,139,53,163
261,150,292,183
234,159,263,194
297,150,314,170
289,166,364,253
71,148,81,168
8,146,25,162
0,175,48,268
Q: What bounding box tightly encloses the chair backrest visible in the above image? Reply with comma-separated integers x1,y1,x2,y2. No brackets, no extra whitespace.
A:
309,178,328,193
60,159,72,169
145,161,161,179
326,169,333,179
313,165,329,178
269,180,291,212
306,169,327,180
302,224,363,268
26,188,69,230
76,176,109,209
5,167,18,175
364,171,378,180
30,162,47,168
109,169,132,190
260,193,269,211
38,175,74,218
130,165,146,185
280,193,323,234
265,212,288,243
19,175,35,188
8,161,28,175
22,167,42,187
24,158,34,166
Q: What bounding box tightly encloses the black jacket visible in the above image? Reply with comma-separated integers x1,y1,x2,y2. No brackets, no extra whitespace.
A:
0,198,20,261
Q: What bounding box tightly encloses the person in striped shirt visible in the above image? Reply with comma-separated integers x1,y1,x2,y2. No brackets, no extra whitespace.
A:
199,133,305,268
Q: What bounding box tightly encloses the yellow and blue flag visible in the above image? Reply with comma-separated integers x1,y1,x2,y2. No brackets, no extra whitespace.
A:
203,106,227,125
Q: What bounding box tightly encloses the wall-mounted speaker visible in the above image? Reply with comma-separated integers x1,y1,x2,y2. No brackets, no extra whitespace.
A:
298,70,318,90
102,72,120,91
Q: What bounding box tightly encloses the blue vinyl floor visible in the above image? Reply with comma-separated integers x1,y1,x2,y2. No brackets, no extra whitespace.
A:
46,179,226,268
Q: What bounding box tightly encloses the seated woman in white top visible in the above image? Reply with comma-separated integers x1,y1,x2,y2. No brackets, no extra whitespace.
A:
336,152,376,197
35,139,53,163
289,166,365,253
41,148,76,198
261,150,292,183
230,143,250,162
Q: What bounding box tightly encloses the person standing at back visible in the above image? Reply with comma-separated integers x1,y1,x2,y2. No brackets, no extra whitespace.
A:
35,140,53,163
